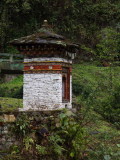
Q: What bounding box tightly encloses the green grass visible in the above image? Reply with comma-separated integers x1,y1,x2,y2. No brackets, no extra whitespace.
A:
0,97,23,112
0,75,23,98
0,75,23,88
72,63,120,104
85,110,120,160
73,64,120,94
0,76,23,111
73,63,120,127
72,63,120,159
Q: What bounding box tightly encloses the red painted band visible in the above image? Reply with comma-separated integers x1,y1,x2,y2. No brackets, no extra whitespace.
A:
24,65,62,71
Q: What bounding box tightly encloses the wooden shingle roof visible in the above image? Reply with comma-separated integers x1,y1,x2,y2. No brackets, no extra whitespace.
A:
10,20,78,52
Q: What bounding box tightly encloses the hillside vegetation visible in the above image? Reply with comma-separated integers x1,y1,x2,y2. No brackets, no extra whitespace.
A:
0,75,23,99
0,63,120,159
0,63,119,127
0,0,120,62
73,63,120,128
0,97,22,112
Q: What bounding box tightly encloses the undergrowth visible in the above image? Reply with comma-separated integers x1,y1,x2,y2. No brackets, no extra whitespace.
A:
1,109,120,160
0,63,120,159
0,97,23,111
73,63,120,128
0,75,23,98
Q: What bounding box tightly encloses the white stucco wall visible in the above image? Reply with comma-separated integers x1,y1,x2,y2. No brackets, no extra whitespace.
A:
21,73,72,111
70,75,72,105
20,57,72,111
24,57,72,64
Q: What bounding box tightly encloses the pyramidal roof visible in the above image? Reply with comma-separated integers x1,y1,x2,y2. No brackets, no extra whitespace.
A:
10,20,78,49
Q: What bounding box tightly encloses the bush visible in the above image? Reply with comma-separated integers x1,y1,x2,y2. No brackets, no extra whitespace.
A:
9,110,89,160
0,75,23,99
73,79,94,99
94,87,120,128
0,85,23,99
12,86,23,99
0,86,6,97
72,64,120,128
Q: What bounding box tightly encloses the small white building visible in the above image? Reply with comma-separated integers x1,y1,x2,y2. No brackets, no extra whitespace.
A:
10,20,78,111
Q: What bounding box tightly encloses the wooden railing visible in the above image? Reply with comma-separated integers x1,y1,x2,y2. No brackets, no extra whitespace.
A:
0,53,24,71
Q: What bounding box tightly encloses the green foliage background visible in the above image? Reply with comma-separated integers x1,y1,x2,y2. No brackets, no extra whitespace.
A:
0,0,120,61
73,64,120,128
0,75,23,98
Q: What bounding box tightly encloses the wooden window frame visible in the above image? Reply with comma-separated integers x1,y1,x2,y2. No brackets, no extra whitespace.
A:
62,67,70,102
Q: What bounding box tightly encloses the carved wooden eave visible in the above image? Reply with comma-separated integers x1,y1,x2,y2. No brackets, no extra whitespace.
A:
9,20,79,59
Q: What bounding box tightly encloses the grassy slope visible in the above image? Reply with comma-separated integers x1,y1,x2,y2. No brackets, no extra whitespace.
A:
0,75,23,111
85,110,120,160
0,97,23,112
0,75,23,88
0,75,23,98
73,63,120,122
72,63,120,159
73,63,120,95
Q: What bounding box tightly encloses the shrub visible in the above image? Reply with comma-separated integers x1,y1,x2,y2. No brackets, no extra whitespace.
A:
9,110,89,160
94,87,120,128
12,86,23,99
0,75,23,99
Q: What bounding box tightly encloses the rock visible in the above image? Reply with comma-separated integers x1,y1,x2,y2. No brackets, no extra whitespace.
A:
3,114,16,122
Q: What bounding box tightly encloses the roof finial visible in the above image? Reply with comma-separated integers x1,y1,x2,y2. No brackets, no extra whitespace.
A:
41,20,53,32
44,20,48,23
42,20,48,27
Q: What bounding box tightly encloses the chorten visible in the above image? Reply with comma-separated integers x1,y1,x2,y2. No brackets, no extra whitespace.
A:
10,20,78,111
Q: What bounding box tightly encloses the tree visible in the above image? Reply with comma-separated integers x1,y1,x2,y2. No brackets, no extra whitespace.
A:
96,27,120,63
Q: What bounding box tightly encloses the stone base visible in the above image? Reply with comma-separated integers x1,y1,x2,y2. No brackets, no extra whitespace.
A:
19,103,72,111
0,110,62,150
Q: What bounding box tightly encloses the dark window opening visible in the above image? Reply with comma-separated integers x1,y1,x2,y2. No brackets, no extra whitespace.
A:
62,68,70,102
62,76,67,100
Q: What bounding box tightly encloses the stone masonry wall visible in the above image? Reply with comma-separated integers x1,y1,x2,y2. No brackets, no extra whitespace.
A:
0,111,63,151
0,114,17,151
23,73,64,111
21,57,72,111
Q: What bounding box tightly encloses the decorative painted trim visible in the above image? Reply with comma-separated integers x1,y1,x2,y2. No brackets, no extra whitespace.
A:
23,61,72,64
24,63,72,68
21,50,65,55
24,65,62,71
24,70,62,74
